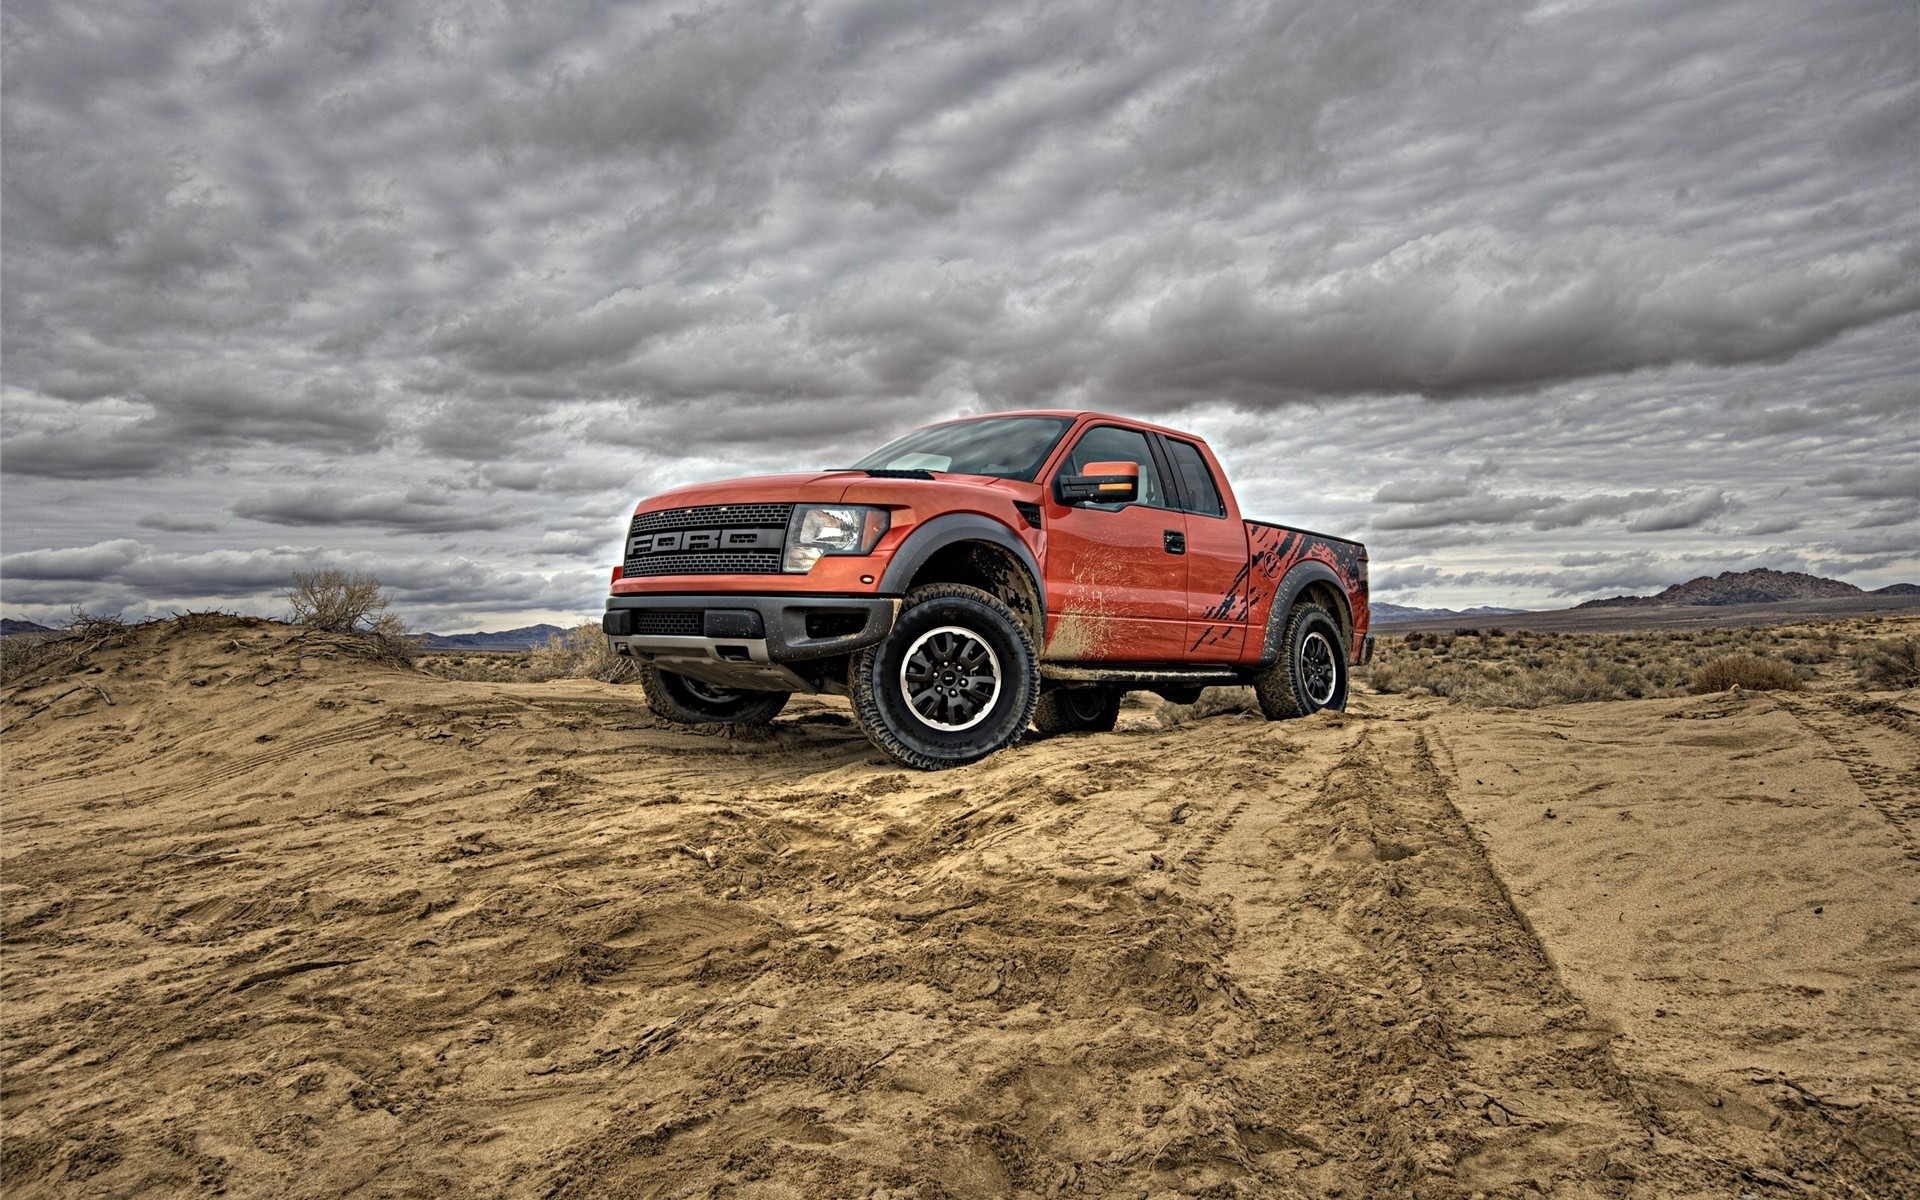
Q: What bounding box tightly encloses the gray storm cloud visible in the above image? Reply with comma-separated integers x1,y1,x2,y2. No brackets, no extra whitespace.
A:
3,0,1915,624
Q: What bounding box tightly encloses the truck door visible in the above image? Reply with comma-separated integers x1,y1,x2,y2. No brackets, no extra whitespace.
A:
1160,435,1249,662
1041,424,1187,662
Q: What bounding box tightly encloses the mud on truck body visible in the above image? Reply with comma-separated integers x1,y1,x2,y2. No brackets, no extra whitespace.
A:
604,411,1371,769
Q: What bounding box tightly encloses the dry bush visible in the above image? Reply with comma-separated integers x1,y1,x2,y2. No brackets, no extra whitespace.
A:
527,622,637,683
287,569,392,632
1359,622,1872,706
1691,654,1804,694
1856,637,1920,689
419,653,534,683
0,627,59,681
66,609,131,640
1366,655,1651,707
286,569,417,662
1,608,135,684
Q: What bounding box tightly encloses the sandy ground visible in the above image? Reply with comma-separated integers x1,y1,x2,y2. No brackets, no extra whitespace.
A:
3,615,1916,1199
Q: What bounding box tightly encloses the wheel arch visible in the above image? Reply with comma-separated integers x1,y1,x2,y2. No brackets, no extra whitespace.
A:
1256,561,1355,666
880,514,1046,643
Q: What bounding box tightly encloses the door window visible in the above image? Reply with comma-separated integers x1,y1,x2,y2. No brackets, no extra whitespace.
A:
1062,426,1169,509
1164,439,1226,518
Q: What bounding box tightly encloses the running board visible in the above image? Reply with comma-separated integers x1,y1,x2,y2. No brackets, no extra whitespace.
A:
1039,665,1245,688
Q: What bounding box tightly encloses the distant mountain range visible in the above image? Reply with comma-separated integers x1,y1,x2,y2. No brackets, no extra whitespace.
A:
1,618,55,637
417,624,566,651
1372,603,1531,624
1576,568,1916,609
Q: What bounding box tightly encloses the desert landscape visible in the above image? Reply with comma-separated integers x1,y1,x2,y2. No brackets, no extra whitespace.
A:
3,610,1918,1199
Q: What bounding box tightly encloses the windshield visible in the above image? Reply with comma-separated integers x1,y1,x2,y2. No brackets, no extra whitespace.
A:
850,416,1073,482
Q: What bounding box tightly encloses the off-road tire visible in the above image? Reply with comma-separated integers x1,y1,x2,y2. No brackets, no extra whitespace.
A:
1252,601,1348,720
639,664,789,726
1033,686,1123,734
850,583,1039,769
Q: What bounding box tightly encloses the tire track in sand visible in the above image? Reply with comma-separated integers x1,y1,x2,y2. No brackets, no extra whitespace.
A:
1776,692,1920,859
1190,719,1746,1195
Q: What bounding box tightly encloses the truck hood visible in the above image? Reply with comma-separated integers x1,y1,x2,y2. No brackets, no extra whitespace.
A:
635,471,1042,514
634,472,859,513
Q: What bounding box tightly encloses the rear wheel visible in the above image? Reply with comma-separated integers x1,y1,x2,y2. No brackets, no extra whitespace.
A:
639,664,789,726
850,584,1039,769
1033,686,1122,734
1252,601,1348,720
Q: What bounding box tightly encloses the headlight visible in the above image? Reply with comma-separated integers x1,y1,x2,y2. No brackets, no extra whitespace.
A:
784,505,890,573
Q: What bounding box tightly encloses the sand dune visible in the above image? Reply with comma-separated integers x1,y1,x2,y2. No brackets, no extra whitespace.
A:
4,615,1916,1198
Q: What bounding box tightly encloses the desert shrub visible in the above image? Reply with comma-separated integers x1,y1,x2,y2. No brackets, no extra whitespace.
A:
527,622,637,683
285,569,417,662
419,652,544,683
1363,619,1914,705
1691,654,1803,694
287,568,393,633
0,627,58,680
1,608,134,684
65,608,130,640
1364,661,1405,693
1856,637,1920,689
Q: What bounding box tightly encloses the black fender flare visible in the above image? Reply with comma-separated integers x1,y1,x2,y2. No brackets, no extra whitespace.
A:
878,512,1046,629
1256,561,1352,666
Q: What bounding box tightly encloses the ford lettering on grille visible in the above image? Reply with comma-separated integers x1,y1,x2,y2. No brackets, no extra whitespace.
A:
628,527,783,557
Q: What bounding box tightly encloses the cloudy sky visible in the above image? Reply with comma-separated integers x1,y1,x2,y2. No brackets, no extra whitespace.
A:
4,0,1915,630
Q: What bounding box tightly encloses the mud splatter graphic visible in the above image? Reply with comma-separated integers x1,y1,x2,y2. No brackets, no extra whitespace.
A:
1202,523,1369,647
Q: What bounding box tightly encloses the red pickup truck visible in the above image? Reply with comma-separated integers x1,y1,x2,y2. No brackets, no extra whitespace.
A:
604,411,1370,768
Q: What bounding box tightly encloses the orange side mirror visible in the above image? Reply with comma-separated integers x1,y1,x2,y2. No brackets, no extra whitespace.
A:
1057,460,1140,504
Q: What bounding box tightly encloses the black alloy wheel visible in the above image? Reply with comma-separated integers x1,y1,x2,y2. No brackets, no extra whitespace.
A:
1299,627,1340,707
900,625,1002,731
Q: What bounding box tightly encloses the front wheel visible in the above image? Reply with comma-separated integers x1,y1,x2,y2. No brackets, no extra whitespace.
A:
1252,601,1348,720
849,584,1039,769
639,664,789,726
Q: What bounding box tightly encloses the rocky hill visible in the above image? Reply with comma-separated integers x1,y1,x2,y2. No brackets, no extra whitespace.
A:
1576,568,1870,609
418,623,566,650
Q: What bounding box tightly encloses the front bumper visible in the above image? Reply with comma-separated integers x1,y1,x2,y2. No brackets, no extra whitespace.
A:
603,594,899,693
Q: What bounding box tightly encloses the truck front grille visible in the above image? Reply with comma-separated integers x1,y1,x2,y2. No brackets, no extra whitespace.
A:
628,611,704,636
631,503,794,534
623,503,793,577
623,551,784,577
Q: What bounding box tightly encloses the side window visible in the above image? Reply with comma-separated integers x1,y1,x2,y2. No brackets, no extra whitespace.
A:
1165,439,1226,518
1063,426,1168,508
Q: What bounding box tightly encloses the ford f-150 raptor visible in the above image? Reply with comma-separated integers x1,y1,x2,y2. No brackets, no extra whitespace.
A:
604,411,1371,769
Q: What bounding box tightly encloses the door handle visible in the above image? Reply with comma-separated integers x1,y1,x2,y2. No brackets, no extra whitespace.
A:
1164,529,1186,555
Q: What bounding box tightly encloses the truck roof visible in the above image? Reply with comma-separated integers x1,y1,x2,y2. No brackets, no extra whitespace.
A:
951,409,1211,442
